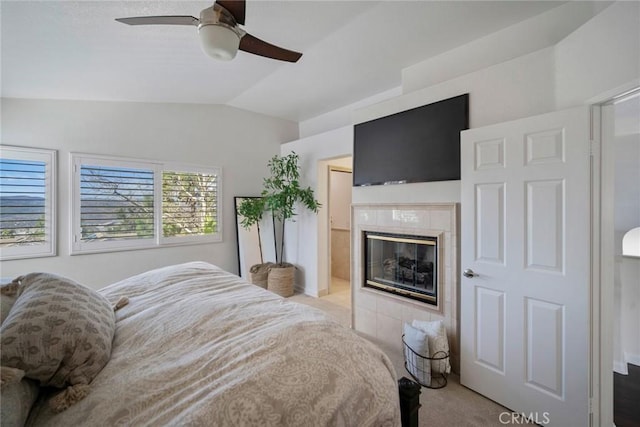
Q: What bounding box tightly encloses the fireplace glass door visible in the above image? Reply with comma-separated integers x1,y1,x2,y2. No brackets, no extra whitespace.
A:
364,231,437,305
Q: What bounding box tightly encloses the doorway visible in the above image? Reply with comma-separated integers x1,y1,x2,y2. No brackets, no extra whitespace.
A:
601,89,640,427
322,160,352,309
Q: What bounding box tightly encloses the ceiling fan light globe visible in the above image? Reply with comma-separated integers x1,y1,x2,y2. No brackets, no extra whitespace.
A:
198,24,240,61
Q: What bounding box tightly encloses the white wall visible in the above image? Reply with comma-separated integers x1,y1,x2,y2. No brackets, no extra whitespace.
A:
356,46,557,130
352,45,556,205
555,1,640,109
0,98,298,289
280,126,352,295
299,88,401,139
401,0,609,94
280,1,640,299
286,45,559,295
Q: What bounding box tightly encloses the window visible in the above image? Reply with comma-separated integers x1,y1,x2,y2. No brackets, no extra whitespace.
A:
162,169,219,243
75,158,155,251
71,154,221,254
0,146,57,260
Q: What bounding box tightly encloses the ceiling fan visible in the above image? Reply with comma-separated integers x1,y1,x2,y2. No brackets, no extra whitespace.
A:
115,0,302,63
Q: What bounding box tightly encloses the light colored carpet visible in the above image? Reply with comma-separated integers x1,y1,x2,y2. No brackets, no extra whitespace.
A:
289,292,351,327
289,292,528,427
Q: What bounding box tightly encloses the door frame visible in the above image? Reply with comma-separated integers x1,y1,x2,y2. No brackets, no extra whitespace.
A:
590,102,606,427
591,85,640,427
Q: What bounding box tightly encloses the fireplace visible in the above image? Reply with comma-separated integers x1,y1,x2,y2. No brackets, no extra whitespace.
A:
353,204,457,370
364,231,438,305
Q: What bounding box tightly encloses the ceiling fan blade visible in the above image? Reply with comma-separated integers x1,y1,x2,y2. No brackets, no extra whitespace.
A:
217,0,246,25
240,33,302,63
115,16,199,26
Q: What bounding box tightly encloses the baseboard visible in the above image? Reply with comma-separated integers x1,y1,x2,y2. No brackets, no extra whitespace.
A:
614,360,628,375
624,352,640,367
293,284,325,298
318,289,328,297
614,352,640,375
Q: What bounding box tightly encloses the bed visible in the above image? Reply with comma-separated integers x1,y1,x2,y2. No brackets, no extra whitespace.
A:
7,262,399,426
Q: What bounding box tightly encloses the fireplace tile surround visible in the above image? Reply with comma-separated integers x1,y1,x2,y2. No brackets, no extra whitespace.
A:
351,203,459,372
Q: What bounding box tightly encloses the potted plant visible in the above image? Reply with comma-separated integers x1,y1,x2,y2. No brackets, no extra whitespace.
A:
261,152,320,297
236,197,273,288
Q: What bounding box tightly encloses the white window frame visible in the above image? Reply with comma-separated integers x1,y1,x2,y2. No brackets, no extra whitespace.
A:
0,145,57,260
70,153,222,255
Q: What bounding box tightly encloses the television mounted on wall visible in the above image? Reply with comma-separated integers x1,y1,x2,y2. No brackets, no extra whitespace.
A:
353,93,469,186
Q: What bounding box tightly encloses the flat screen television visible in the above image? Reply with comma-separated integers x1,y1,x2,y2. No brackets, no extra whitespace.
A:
353,93,469,186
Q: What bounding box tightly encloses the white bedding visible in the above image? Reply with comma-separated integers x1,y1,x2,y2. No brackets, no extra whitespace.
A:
26,262,400,426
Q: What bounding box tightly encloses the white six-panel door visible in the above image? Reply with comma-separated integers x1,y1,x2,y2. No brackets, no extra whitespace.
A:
460,106,591,426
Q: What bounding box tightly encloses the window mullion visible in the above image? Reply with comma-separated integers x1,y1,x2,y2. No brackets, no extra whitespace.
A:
154,164,162,245
71,157,82,250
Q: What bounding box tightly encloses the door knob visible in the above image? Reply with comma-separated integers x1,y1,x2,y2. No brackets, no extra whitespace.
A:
463,268,477,278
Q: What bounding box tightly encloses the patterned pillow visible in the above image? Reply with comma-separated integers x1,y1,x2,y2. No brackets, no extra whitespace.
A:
0,273,116,412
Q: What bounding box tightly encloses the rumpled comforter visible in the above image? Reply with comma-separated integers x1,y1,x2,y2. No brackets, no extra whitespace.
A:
27,262,400,426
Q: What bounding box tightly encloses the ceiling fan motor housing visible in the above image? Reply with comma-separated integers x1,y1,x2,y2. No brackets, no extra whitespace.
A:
198,4,245,61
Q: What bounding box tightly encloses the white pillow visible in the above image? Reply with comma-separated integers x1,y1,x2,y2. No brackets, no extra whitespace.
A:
403,323,431,386
412,320,451,374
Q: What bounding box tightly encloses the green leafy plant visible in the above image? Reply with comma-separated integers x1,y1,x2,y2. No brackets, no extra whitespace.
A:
236,197,268,263
261,152,320,265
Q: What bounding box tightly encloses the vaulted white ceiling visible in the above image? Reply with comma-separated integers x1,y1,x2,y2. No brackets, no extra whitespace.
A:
0,1,600,123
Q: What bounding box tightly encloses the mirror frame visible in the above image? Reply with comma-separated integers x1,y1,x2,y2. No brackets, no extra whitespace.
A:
234,196,277,280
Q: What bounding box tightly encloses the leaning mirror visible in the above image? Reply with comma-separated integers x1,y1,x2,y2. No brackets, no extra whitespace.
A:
234,197,277,280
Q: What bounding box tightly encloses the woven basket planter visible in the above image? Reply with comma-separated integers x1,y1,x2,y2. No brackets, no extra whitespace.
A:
249,262,274,289
267,263,295,297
